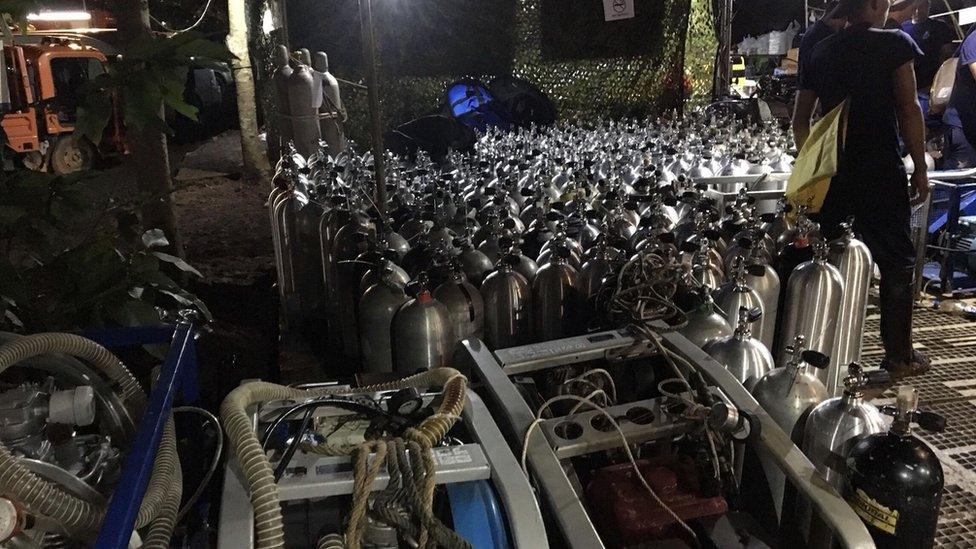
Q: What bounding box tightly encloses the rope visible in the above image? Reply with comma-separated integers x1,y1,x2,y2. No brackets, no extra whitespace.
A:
344,437,471,549
346,440,388,549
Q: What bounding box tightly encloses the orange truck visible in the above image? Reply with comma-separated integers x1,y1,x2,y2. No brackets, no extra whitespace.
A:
0,33,124,174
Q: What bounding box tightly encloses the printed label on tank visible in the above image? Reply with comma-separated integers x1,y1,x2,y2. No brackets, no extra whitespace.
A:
433,447,472,466
848,488,898,534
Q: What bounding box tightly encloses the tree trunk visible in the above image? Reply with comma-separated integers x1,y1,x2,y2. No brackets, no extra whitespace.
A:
115,0,185,259
228,0,272,183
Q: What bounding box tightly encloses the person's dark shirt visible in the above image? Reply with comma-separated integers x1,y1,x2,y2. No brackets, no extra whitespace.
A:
944,29,976,147
797,20,837,89
806,24,922,178
902,18,954,89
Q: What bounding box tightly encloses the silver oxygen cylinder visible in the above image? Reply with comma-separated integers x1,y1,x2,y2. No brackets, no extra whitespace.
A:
679,290,733,348
750,335,829,519
798,363,887,546
360,256,410,294
703,307,774,389
775,240,844,372
531,244,586,342
826,219,873,396
391,280,455,372
434,265,485,343
358,268,409,373
713,257,769,350
285,63,322,158
333,220,375,358
272,45,294,157
312,51,346,155
745,258,779,352
481,254,532,349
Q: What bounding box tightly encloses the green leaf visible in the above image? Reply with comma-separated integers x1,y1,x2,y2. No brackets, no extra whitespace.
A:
157,288,213,321
74,91,113,145
105,299,161,328
152,251,202,278
141,229,169,249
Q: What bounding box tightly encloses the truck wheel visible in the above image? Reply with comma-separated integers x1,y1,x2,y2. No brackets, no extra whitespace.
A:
50,136,95,175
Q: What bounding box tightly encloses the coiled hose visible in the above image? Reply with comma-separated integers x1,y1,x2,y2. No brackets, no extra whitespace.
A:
141,436,183,549
221,368,467,549
0,333,175,538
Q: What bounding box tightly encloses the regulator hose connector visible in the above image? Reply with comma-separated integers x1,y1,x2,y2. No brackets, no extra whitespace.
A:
220,368,467,549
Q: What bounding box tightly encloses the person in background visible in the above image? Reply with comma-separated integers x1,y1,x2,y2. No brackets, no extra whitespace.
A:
793,0,931,378
885,0,917,29
902,0,955,116
797,1,847,91
942,27,976,169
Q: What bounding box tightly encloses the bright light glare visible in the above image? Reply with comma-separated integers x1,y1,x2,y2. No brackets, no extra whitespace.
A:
27,11,92,22
262,7,275,35
959,6,976,25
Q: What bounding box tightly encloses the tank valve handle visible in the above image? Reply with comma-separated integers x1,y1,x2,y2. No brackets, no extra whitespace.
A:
738,306,763,325
801,350,830,370
880,386,948,434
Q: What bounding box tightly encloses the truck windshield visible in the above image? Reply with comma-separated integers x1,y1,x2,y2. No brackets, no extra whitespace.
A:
50,57,104,122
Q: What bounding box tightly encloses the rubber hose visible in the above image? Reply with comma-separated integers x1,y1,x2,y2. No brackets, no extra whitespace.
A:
317,533,345,549
220,368,467,549
140,434,182,549
0,333,146,412
135,417,178,528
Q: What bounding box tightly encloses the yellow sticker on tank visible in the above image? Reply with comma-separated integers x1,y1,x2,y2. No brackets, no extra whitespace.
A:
848,488,898,534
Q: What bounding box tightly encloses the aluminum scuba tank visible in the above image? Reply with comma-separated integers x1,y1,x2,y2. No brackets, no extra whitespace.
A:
580,236,619,299
531,244,586,342
312,51,346,155
776,239,844,375
799,363,888,546
742,244,779,351
844,387,946,549
750,335,829,518
272,45,294,159
678,289,733,347
285,63,322,157
391,278,455,372
481,253,532,349
360,255,410,294
433,263,485,343
457,237,494,286
713,257,769,350
703,306,774,389
358,266,409,373
333,220,375,358
827,218,873,396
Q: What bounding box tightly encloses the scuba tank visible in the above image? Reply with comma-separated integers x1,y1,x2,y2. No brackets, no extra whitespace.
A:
391,278,455,372
333,220,376,358
358,266,410,373
456,236,494,287
713,256,769,350
750,335,829,518
742,241,779,352
678,289,733,348
775,239,844,371
799,363,888,547
481,253,532,349
531,243,586,342
702,306,774,389
827,218,873,396
844,387,946,549
433,262,485,343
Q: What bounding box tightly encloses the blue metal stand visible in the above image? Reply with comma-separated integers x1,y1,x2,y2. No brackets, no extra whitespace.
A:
446,480,511,549
88,317,198,549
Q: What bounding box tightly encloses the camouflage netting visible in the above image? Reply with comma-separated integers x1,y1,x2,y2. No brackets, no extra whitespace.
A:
261,0,705,147
685,0,719,106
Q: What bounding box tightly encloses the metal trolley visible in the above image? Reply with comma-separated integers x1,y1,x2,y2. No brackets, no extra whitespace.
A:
217,388,548,548
462,328,876,548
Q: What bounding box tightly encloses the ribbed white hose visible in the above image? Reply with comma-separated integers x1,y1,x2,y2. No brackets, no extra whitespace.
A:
141,438,182,549
317,533,345,549
220,368,466,549
135,417,178,528
0,333,176,539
